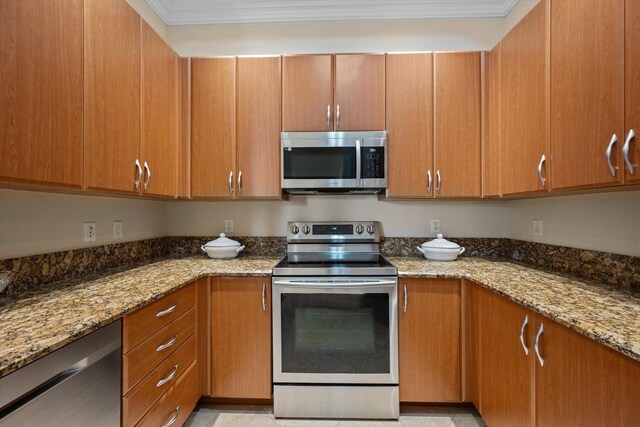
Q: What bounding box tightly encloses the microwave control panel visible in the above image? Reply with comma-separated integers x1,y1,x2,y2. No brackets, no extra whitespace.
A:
361,147,385,179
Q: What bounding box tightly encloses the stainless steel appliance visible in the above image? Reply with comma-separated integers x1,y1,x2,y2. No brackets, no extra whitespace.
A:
281,131,387,194
272,221,399,419
0,320,121,427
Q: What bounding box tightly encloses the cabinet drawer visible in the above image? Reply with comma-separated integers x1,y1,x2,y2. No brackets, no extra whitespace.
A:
135,361,198,427
123,335,196,427
123,284,195,353
123,307,195,393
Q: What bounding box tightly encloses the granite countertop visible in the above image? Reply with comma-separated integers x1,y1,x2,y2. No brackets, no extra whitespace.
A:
1,255,638,378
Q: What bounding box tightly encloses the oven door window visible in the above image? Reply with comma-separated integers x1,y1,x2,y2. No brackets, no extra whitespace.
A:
280,293,390,374
283,147,356,179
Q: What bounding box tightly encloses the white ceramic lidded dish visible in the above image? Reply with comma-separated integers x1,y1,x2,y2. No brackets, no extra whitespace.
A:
201,233,245,259
416,233,465,261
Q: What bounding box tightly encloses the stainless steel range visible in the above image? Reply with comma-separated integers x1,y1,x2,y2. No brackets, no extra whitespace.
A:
272,221,399,420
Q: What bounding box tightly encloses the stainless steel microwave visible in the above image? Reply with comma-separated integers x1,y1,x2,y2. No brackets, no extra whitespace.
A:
281,131,387,194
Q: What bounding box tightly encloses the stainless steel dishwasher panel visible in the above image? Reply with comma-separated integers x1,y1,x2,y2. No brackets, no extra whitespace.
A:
0,319,121,427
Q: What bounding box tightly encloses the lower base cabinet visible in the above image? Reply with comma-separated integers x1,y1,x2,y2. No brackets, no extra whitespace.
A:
210,277,272,399
399,278,462,402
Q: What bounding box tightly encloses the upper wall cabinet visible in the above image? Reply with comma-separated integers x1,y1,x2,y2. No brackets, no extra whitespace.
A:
550,0,625,191
282,54,385,131
385,53,434,199
0,0,83,188
434,52,482,198
501,1,549,196
84,0,141,194
625,0,640,185
482,44,502,198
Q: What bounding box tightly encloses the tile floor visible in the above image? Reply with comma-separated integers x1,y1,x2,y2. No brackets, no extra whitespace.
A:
184,404,486,427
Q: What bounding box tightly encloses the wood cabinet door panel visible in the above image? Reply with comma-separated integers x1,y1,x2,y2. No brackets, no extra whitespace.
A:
210,277,271,399
84,0,141,194
479,288,534,427
535,318,640,427
550,0,624,190
399,279,461,402
434,52,482,198
334,54,385,131
237,57,282,199
385,53,433,198
140,22,179,198
462,280,481,410
191,57,236,198
625,0,640,184
178,58,191,198
0,0,83,188
282,55,333,131
482,45,502,198
501,1,549,195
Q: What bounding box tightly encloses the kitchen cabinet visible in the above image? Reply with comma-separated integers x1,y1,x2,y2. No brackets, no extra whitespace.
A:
84,0,141,194
434,52,482,198
0,0,83,188
282,54,385,131
178,57,192,199
236,56,282,199
140,21,180,198
385,53,434,198
482,44,502,198
550,0,625,190
625,0,640,184
191,57,237,198
399,278,461,402
462,280,481,410
210,277,271,399
534,316,640,427
501,0,549,196
479,286,535,427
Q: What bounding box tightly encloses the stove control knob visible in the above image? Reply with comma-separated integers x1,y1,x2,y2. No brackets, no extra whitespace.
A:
302,225,311,234
367,225,375,235
355,224,364,234
290,225,300,234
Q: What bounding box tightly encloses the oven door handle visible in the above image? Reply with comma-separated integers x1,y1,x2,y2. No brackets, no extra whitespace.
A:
273,280,396,288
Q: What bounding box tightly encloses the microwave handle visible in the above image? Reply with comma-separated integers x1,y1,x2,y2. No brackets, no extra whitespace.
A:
356,139,361,187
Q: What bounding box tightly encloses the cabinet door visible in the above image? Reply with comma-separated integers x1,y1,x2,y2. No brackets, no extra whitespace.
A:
535,318,640,427
479,288,534,427
334,54,385,131
84,0,141,194
482,44,502,198
282,55,333,131
237,57,282,199
399,279,461,402
141,22,179,198
178,58,191,199
462,280,481,410
191,57,236,199
550,0,624,190
502,1,549,195
625,0,640,184
210,277,271,399
434,52,482,198
0,0,83,188
385,53,433,198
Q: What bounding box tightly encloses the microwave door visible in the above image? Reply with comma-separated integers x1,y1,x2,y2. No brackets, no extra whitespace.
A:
282,145,358,189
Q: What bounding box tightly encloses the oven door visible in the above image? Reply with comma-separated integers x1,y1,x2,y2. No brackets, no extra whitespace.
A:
272,277,398,385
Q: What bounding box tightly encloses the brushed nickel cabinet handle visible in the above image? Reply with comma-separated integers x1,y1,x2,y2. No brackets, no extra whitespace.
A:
623,129,637,174
519,314,529,356
143,161,151,191
534,323,545,367
156,304,177,318
436,170,441,193
161,406,180,427
262,283,266,311
427,170,432,193
228,171,234,195
156,364,179,387
537,154,547,188
134,159,143,189
336,104,341,129
327,105,331,129
156,334,178,352
403,285,408,313
605,134,618,177
238,171,243,194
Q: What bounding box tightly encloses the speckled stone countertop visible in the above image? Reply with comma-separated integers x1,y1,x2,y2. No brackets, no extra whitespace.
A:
0,256,280,378
1,255,638,379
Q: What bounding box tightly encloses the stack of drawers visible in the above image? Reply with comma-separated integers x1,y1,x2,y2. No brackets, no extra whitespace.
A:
122,284,198,427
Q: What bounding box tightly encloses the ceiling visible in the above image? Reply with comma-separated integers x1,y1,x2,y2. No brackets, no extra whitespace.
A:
146,0,520,26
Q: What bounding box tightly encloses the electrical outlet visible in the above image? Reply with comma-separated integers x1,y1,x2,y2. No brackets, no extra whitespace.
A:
533,219,543,237
113,221,123,239
431,219,441,233
84,222,96,242
225,219,234,233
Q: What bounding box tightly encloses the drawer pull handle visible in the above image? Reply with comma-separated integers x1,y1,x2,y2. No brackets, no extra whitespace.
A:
156,304,178,318
156,335,178,352
161,406,180,427
156,364,179,388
